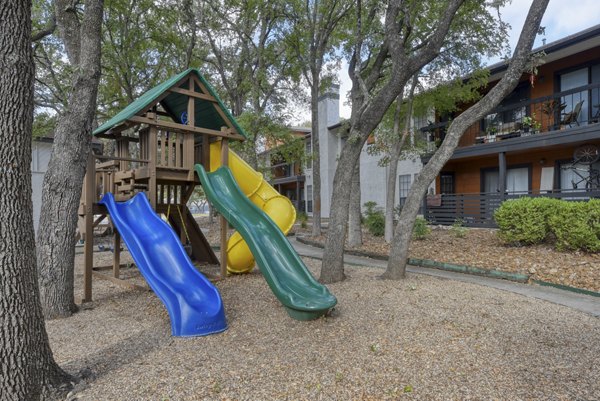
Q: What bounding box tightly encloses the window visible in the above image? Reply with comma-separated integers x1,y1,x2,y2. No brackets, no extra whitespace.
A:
482,167,529,193
560,67,588,125
558,63,600,124
440,172,454,194
398,174,411,206
560,161,600,190
506,168,529,193
304,138,313,169
306,185,313,213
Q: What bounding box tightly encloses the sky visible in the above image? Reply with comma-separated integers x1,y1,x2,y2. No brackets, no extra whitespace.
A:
325,0,600,122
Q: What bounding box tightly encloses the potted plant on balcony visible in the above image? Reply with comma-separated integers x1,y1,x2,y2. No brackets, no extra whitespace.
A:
522,114,541,136
542,100,566,131
485,125,498,143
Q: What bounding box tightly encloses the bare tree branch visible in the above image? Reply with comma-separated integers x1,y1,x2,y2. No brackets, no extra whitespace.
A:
31,14,57,42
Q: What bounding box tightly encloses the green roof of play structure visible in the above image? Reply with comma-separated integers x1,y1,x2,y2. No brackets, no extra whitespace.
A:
93,68,248,139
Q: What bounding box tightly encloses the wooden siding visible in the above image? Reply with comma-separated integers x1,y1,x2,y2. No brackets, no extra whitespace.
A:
454,46,600,148
437,141,600,194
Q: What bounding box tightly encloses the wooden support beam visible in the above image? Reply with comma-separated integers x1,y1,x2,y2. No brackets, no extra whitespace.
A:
92,263,129,271
92,271,148,292
127,116,244,141
220,137,229,279
148,126,158,208
191,75,237,132
202,135,210,170
95,155,149,164
185,77,196,180
83,153,95,302
168,86,218,102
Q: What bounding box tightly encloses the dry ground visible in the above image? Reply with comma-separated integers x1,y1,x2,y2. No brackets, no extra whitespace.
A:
282,221,600,293
48,249,600,400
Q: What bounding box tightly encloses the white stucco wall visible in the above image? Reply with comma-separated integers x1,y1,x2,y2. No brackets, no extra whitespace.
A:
303,85,433,219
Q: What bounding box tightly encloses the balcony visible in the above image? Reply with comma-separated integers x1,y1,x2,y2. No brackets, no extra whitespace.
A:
269,162,305,185
422,82,600,159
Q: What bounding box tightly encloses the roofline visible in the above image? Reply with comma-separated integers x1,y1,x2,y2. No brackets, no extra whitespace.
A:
92,68,249,140
487,23,600,76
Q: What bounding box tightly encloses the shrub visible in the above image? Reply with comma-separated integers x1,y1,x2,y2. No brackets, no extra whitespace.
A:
495,197,600,252
450,218,468,238
363,201,385,236
494,197,559,245
548,201,600,252
412,217,430,240
296,211,308,229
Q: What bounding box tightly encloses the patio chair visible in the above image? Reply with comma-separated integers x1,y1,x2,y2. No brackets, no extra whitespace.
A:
560,100,584,127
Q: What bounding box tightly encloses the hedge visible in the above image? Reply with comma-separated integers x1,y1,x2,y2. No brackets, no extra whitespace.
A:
494,197,600,252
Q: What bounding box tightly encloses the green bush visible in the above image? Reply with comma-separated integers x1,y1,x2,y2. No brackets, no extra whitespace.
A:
450,218,468,238
296,211,308,229
548,201,600,252
495,197,600,252
412,217,430,240
494,197,560,245
363,201,385,236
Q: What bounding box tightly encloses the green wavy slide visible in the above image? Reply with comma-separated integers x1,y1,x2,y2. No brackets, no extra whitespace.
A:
195,164,337,320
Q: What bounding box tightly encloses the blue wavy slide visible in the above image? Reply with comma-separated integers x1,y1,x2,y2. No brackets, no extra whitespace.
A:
99,193,227,337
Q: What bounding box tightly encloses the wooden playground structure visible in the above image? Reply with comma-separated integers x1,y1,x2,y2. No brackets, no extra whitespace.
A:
78,69,246,302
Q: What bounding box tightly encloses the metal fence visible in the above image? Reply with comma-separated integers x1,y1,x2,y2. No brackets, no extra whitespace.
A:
424,189,600,227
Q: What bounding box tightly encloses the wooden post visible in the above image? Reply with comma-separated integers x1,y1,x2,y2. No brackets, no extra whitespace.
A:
185,77,196,179
148,126,158,209
202,135,210,170
83,153,95,302
113,229,121,278
220,137,229,278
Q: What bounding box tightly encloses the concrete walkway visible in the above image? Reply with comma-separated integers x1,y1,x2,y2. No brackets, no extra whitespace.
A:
290,237,600,318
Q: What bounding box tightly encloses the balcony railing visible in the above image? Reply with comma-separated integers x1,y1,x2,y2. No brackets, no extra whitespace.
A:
422,82,600,148
424,188,600,228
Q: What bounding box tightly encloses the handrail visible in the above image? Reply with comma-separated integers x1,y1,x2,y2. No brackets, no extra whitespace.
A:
94,155,150,164
421,82,600,132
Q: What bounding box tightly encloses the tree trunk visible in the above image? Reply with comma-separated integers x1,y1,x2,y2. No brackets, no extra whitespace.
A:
385,75,418,243
320,0,507,283
37,0,104,318
347,162,362,246
0,2,72,398
384,0,550,279
319,137,364,283
384,97,404,243
310,73,322,236
208,204,215,224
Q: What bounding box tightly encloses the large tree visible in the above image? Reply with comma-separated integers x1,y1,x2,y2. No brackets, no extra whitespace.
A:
385,0,549,279
37,0,104,318
319,0,512,283
0,1,72,398
286,0,352,236
321,0,464,282
198,0,301,168
99,0,194,118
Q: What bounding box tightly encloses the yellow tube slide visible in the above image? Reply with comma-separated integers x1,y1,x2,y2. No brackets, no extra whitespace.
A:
209,141,296,273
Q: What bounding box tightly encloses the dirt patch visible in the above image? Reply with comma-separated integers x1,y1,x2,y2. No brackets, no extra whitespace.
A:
46,250,600,400
290,223,600,293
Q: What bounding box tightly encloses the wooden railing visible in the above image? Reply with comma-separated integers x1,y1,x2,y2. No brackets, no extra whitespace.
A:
139,127,196,172
424,189,600,227
422,82,600,150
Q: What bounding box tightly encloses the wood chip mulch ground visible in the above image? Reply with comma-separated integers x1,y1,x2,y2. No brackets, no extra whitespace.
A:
196,216,600,293
47,250,600,400
299,226,600,293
